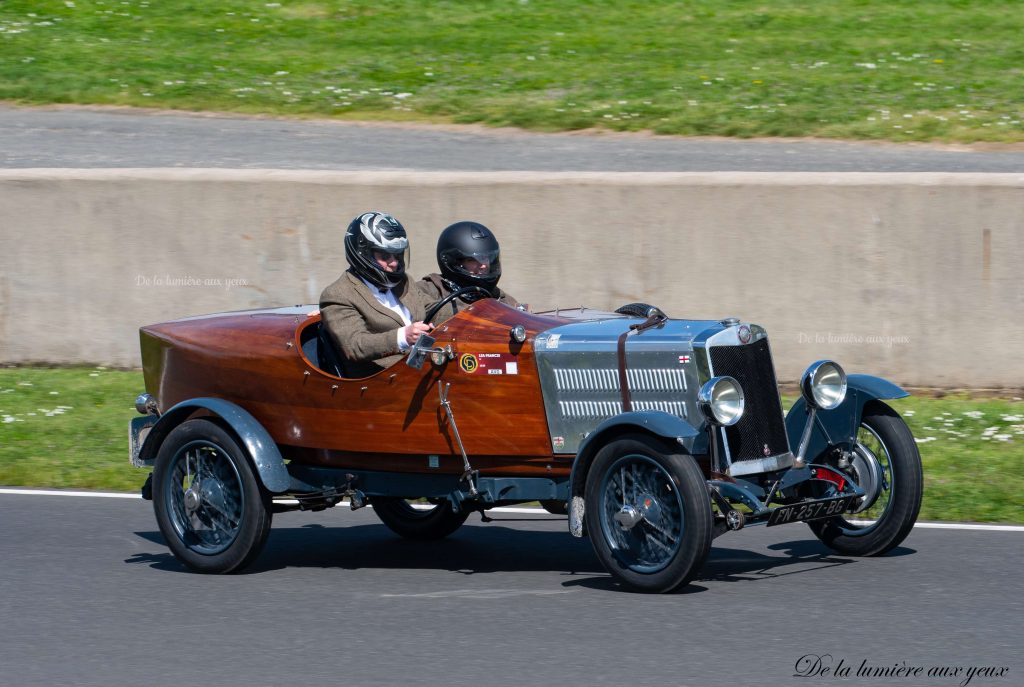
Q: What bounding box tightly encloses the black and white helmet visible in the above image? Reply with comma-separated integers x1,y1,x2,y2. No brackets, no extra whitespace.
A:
344,211,410,289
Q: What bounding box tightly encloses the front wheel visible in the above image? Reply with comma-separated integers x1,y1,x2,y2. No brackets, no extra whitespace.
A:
152,419,272,573
370,498,470,540
584,435,712,593
808,401,923,556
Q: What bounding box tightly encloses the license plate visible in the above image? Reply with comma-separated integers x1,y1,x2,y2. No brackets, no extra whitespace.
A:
767,495,855,527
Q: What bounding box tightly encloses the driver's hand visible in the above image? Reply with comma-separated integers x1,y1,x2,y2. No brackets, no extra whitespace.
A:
404,321,433,346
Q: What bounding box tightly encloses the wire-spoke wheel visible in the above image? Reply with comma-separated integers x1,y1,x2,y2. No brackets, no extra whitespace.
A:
809,401,922,556
585,434,712,593
370,497,470,540
153,419,272,573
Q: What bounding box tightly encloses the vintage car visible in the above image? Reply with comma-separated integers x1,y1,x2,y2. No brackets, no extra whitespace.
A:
130,292,923,592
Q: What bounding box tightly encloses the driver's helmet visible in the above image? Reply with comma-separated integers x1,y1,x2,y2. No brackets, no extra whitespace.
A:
436,221,502,299
344,211,410,290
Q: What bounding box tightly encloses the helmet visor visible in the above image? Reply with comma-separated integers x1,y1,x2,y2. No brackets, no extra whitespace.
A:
451,248,500,277
364,226,408,254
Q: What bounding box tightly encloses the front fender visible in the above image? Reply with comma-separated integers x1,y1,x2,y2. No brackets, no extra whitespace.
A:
138,397,291,493
568,411,707,501
785,373,910,460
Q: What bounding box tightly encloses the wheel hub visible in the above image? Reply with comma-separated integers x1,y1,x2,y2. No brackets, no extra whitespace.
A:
614,504,642,530
850,443,884,513
184,487,202,514
614,493,663,531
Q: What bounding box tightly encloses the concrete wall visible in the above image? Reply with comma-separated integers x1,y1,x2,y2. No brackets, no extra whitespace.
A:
1,169,1021,388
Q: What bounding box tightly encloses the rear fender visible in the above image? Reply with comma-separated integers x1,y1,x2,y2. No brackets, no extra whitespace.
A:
137,397,291,494
784,374,909,461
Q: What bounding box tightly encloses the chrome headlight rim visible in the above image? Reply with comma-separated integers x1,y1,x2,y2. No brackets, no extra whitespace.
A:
800,360,848,411
698,376,745,427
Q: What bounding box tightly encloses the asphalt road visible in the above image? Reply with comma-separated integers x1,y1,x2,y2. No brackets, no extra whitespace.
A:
2,105,1024,172
1,492,1019,687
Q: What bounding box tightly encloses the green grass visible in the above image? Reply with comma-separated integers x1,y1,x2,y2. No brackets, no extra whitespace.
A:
0,366,145,491
1,367,1021,522
1,0,1022,142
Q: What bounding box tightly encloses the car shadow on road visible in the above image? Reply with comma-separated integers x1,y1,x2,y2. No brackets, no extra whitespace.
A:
127,522,913,593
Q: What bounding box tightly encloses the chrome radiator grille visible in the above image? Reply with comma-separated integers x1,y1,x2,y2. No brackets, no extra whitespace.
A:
553,367,689,393
552,366,689,420
708,339,790,462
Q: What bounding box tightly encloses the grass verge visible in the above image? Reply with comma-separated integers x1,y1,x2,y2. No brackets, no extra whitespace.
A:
1,367,1021,522
1,1,1022,142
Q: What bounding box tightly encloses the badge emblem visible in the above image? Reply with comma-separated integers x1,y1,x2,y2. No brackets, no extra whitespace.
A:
738,325,752,344
459,354,478,373
763,443,771,456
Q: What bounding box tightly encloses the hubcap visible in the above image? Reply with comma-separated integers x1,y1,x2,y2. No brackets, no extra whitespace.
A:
614,504,642,530
184,487,202,513
850,442,884,513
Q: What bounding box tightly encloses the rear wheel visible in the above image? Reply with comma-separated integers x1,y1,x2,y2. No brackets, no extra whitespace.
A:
584,435,712,593
152,419,272,573
809,402,923,556
371,498,470,540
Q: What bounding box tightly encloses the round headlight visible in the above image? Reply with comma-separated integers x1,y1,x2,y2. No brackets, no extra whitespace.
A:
698,376,745,426
801,360,848,410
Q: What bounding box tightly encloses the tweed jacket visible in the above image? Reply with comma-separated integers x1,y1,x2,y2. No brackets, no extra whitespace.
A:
320,270,434,378
418,273,520,322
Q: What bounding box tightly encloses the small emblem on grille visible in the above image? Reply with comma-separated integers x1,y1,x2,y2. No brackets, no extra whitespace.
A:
678,355,691,364
738,325,752,344
763,443,771,456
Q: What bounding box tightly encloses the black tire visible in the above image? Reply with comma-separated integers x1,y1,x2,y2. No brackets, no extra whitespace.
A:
808,401,923,556
152,419,272,573
584,434,712,593
371,498,470,540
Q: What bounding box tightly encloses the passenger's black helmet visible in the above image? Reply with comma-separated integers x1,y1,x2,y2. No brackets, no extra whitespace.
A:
344,211,409,290
436,221,502,297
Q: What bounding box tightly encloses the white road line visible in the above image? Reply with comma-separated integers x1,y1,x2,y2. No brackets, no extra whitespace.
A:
1,488,1021,532
0,488,141,499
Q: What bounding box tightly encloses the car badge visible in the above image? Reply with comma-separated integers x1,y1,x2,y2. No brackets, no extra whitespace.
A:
738,325,752,344
678,355,691,364
459,354,478,373
763,443,771,456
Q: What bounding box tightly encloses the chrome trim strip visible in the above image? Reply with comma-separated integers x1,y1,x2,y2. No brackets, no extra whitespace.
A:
727,452,796,477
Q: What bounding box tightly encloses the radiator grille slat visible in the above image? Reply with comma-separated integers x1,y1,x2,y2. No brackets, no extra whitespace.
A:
552,366,689,421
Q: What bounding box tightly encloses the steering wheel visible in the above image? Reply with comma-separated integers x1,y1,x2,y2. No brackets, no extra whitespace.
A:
425,286,492,323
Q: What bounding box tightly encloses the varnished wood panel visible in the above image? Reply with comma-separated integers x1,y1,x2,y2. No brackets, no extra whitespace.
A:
140,301,572,476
